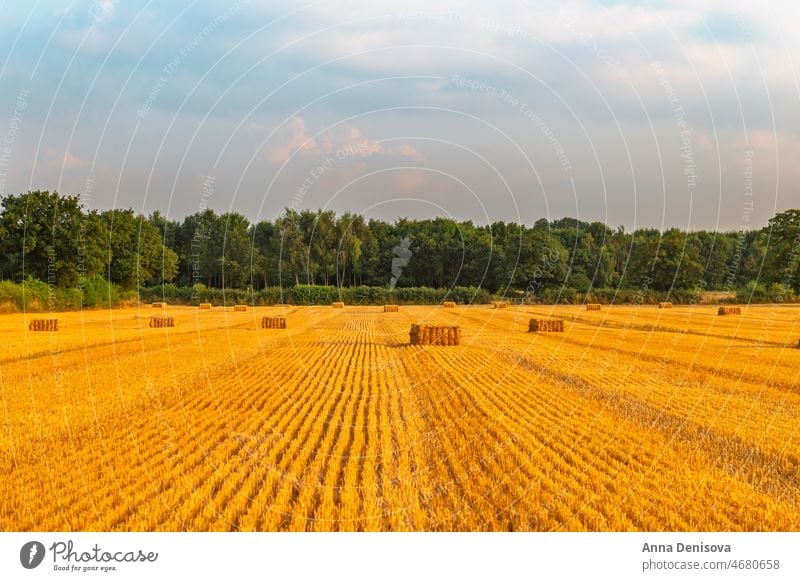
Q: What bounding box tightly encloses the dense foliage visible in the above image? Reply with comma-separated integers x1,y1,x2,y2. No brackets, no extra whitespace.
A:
1,190,798,308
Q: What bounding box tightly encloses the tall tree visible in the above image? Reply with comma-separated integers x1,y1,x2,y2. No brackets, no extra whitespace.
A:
217,212,262,290
0,190,107,287
101,209,177,289
763,209,800,291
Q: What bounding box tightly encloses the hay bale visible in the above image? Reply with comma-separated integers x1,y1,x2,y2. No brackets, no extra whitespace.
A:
198,303,212,310
492,301,508,309
152,302,167,308
528,319,564,333
261,316,287,329
586,303,601,311
332,302,345,308
409,324,461,346
718,306,741,315
233,304,248,312
442,301,456,308
383,305,399,312
149,316,175,328
658,302,673,309
28,319,59,332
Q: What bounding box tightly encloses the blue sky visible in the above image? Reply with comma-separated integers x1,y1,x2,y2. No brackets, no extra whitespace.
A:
0,0,797,230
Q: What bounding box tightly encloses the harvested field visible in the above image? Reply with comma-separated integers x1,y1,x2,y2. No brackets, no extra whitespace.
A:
2,304,800,532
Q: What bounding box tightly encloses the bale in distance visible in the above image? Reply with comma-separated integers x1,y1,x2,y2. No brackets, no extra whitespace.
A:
442,301,456,308
718,306,741,315
528,319,564,333
492,301,509,309
233,304,248,312
332,302,345,308
152,302,167,308
383,305,399,312
261,316,287,329
409,324,461,346
658,302,673,309
29,319,59,331
149,316,175,328
198,303,212,310
586,303,601,311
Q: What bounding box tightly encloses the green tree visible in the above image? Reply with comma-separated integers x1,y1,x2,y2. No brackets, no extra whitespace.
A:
626,228,703,291
217,212,262,289
763,209,800,291
0,190,107,287
101,209,177,289
274,209,306,286
252,219,277,289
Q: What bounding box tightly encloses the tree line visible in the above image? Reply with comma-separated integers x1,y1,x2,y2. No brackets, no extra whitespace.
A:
1,190,799,300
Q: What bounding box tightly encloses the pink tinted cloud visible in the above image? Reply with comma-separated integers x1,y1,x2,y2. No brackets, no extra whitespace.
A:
266,117,425,164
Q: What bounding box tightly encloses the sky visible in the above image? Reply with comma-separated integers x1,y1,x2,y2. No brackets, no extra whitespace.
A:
0,0,798,231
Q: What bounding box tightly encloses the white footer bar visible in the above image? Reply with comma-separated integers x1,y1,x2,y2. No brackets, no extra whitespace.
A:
1,532,796,580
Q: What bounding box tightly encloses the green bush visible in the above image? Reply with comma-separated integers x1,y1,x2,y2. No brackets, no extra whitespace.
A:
6,278,794,311
393,287,441,304
292,284,338,305
768,283,796,303
0,277,111,311
57,287,84,310
542,287,578,304
255,287,288,305
446,286,492,304
737,281,767,304
0,279,24,311
343,285,388,305
277,284,491,305
80,274,120,308
22,276,51,309
140,284,290,306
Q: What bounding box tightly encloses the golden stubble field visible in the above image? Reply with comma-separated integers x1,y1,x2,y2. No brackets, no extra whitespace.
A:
1,303,799,531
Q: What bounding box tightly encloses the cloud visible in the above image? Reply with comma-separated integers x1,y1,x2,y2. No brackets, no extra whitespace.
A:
315,124,383,157
3,0,798,230
265,116,318,164
90,0,116,24
391,144,426,162
53,0,117,53
247,121,267,133
265,116,425,164
38,148,90,171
